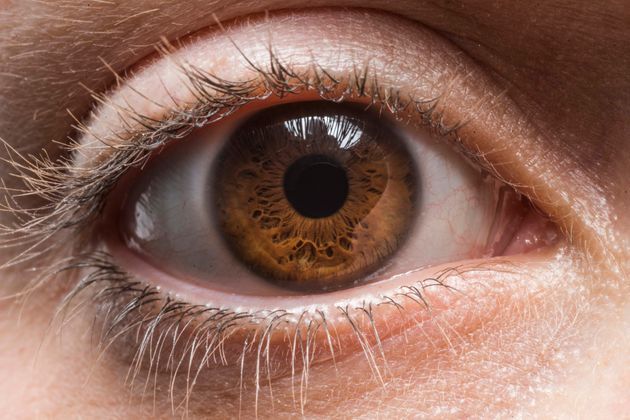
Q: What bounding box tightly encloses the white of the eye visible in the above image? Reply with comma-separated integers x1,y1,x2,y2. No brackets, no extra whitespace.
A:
122,109,499,296
384,125,495,277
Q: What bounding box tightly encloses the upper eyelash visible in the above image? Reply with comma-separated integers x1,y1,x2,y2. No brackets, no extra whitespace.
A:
0,46,466,270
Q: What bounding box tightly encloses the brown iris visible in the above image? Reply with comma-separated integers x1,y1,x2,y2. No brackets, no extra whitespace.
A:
213,102,417,291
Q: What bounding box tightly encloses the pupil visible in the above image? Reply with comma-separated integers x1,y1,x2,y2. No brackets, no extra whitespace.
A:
283,154,349,218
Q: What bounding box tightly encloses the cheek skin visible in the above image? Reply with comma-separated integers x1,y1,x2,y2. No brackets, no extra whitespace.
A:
0,297,138,418
0,250,625,418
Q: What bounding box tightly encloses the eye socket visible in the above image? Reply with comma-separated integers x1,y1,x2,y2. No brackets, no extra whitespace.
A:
110,98,544,296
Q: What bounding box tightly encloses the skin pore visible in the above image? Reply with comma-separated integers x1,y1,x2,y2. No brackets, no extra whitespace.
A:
0,1,628,418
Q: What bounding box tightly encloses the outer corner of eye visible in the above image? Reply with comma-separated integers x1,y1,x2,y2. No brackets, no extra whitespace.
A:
99,97,561,305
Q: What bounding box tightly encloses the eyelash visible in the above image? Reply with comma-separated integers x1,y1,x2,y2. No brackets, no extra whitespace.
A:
2,49,466,252
0,46,512,411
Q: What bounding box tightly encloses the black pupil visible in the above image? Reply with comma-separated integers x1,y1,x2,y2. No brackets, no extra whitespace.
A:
283,154,349,218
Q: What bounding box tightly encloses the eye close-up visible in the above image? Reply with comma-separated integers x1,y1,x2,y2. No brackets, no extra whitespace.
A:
110,98,556,299
0,3,628,419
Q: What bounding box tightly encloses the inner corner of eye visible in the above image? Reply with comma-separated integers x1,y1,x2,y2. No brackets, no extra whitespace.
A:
486,189,561,258
105,98,558,297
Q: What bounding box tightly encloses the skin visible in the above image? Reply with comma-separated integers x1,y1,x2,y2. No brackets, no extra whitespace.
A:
0,1,629,418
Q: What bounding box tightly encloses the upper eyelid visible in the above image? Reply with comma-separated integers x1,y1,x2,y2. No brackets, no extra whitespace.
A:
72,19,496,180
1,13,479,238
75,10,500,146
2,9,606,271
74,18,528,201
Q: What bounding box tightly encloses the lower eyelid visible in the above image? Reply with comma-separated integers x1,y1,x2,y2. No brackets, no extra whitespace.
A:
103,191,560,312
86,243,575,397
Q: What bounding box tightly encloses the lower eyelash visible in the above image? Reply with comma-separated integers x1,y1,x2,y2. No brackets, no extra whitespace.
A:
35,248,479,414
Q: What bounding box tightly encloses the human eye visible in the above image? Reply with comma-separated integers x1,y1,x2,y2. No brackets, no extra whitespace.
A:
3,7,620,419
112,98,548,297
